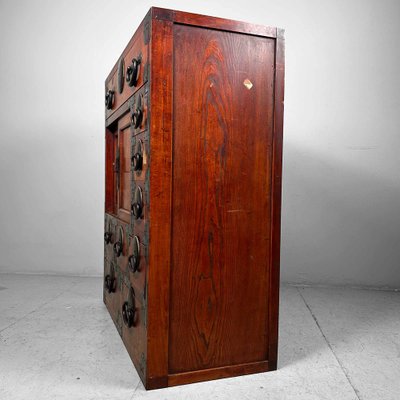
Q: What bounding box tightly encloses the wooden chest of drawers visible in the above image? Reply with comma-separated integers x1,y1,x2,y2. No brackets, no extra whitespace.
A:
103,7,285,389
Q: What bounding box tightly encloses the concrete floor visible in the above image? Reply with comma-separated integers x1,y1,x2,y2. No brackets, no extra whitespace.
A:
0,274,399,400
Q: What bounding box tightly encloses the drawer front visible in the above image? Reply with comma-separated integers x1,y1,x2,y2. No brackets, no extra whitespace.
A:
105,26,149,118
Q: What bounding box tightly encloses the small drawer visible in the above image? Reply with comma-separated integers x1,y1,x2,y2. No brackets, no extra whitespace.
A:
105,26,149,118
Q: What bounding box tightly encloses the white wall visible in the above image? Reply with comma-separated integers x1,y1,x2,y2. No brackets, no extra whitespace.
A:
0,0,399,287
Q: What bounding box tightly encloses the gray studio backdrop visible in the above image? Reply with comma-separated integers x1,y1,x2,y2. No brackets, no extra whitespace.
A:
0,0,399,288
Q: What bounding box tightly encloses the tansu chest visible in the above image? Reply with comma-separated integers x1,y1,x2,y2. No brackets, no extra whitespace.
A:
103,7,285,390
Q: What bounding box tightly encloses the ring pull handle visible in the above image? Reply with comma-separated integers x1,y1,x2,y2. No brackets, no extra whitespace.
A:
104,264,116,294
104,231,112,244
128,236,140,273
113,241,122,257
126,57,141,87
113,226,123,257
131,94,143,129
104,274,116,293
131,140,143,172
131,186,143,220
122,287,136,328
105,89,114,109
122,302,135,327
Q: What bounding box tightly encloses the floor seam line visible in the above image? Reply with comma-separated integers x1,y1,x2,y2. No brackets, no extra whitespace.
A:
129,380,142,399
297,287,362,400
0,280,79,335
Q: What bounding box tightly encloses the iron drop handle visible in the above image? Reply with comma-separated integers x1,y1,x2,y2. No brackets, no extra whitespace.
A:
104,232,112,244
128,236,140,273
122,301,135,328
128,255,139,273
131,202,142,219
113,241,122,257
132,152,143,171
105,89,114,109
104,274,116,294
126,58,141,87
131,187,143,220
131,107,142,129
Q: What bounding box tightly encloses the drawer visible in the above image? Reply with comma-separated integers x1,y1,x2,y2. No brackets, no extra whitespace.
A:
105,26,149,118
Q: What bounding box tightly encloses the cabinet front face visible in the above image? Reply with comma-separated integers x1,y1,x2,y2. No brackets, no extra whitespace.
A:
169,24,276,373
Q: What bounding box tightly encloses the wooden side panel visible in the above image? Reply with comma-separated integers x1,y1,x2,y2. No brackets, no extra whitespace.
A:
169,24,275,373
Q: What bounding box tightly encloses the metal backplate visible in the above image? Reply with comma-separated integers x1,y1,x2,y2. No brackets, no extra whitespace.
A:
117,57,125,94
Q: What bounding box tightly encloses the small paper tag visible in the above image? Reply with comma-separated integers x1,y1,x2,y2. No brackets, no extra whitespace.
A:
243,79,253,89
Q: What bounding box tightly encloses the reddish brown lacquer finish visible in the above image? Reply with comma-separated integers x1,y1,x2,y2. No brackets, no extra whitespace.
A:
104,7,284,390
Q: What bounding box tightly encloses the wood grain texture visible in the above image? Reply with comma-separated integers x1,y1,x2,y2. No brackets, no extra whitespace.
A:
169,24,275,373
145,16,173,389
168,360,269,387
152,7,277,38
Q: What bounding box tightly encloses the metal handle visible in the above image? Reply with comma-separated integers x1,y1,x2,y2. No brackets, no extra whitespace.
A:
117,58,124,94
132,140,143,172
113,241,122,257
104,274,116,293
132,152,143,171
126,57,141,87
131,187,143,220
104,232,112,244
131,107,142,129
122,287,136,328
122,301,136,328
105,89,114,109
131,202,142,219
128,236,140,273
